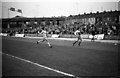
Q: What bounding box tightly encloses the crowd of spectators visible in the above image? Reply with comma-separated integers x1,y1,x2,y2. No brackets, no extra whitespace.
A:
2,20,120,36
31,21,120,36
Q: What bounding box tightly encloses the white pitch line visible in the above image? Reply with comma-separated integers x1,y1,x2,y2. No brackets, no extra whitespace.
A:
1,52,80,78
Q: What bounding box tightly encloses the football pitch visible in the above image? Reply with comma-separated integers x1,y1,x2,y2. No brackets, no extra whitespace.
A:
1,36,119,77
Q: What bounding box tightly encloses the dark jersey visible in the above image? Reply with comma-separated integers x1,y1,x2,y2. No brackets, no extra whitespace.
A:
92,30,95,36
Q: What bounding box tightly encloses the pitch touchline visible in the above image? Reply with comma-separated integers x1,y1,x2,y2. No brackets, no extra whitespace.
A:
1,52,80,78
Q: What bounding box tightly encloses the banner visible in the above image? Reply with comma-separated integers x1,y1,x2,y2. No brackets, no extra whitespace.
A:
89,35,98,39
97,34,104,40
81,34,89,39
51,34,60,38
0,33,8,36
15,34,25,37
89,34,104,40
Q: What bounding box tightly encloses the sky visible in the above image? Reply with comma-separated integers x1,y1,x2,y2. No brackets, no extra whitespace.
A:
0,0,119,18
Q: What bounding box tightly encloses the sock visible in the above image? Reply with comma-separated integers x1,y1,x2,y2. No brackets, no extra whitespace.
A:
47,42,51,46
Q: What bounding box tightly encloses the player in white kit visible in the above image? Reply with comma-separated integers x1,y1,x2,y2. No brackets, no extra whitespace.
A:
37,27,52,48
73,28,82,46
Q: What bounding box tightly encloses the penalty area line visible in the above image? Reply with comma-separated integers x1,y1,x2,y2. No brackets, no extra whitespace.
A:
0,52,80,78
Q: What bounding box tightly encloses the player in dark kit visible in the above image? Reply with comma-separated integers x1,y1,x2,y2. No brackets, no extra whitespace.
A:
73,28,82,46
91,27,96,42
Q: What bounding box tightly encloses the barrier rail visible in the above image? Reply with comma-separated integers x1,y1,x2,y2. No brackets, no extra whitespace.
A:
2,33,118,40
24,34,105,40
